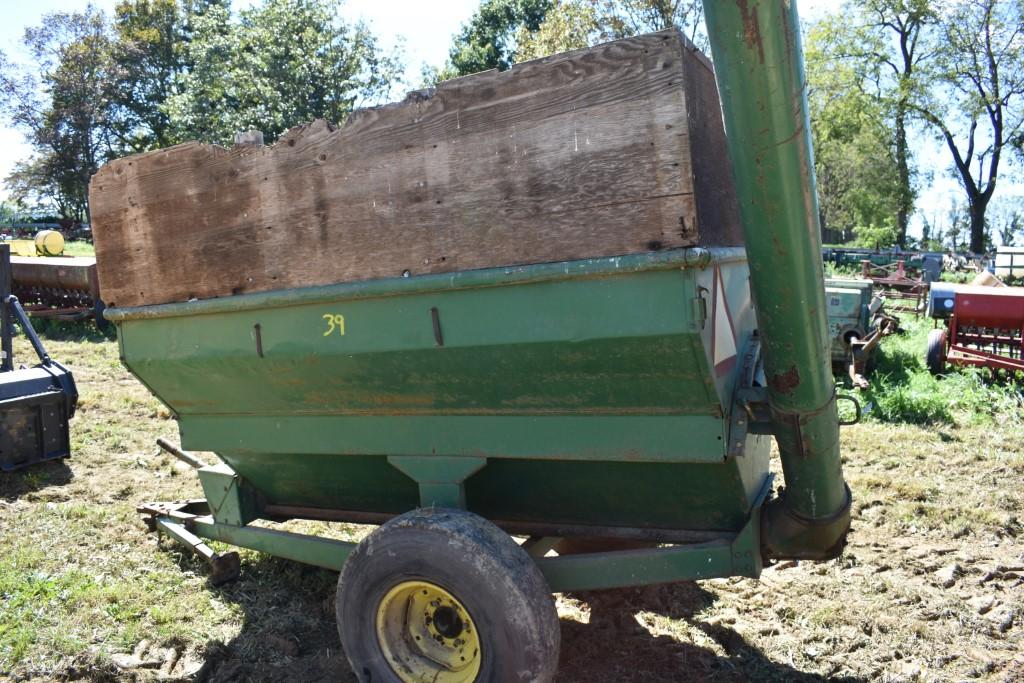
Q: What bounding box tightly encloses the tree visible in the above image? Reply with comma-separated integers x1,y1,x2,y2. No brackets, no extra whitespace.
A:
441,0,706,82
5,156,74,219
0,7,119,222
860,1,933,249
810,1,933,248
912,0,1024,254
987,197,1023,246
434,0,554,81
161,1,233,144
165,0,401,145
805,19,903,245
807,0,1023,254
109,0,189,151
945,201,970,252
587,0,706,50
514,1,599,61
918,212,945,251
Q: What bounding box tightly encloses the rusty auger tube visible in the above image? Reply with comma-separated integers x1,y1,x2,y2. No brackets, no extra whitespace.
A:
702,0,852,560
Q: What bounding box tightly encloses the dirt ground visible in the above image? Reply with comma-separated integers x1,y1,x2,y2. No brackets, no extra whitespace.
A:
1,332,1022,682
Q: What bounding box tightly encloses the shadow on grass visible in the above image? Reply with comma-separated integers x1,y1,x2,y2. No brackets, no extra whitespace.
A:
0,458,73,501
557,584,864,682
171,555,862,683
190,555,351,683
25,317,116,343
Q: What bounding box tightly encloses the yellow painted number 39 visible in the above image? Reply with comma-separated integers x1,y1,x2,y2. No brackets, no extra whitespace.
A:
323,313,346,336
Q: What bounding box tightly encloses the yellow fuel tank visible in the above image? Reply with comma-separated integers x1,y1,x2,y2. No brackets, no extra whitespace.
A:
5,230,65,257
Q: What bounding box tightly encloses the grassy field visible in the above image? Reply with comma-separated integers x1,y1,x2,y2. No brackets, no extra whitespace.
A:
0,317,1022,682
61,241,95,257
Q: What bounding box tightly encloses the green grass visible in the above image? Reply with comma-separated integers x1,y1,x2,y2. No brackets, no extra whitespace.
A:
852,315,1023,425
822,262,863,278
939,270,976,284
62,240,95,257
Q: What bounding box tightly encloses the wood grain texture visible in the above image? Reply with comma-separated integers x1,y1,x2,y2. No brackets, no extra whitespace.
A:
90,30,740,308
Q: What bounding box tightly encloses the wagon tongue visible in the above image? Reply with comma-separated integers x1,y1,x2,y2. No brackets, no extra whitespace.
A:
703,0,851,560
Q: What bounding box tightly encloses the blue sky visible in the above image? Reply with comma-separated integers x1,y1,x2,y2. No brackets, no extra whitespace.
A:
0,0,998,238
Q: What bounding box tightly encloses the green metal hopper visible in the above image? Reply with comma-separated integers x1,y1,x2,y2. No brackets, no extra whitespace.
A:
103,2,853,680
119,247,767,538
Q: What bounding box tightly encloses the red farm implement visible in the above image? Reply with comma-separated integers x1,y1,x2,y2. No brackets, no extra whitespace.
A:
926,283,1024,374
862,259,928,316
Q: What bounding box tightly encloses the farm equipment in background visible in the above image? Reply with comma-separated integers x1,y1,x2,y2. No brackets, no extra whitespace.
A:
0,245,79,471
1,231,104,324
11,256,104,323
5,229,67,257
926,282,1024,375
823,246,943,281
995,246,1024,282
825,278,899,388
861,259,929,316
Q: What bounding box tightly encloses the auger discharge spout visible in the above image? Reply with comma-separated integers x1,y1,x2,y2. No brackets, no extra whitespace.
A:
703,0,852,560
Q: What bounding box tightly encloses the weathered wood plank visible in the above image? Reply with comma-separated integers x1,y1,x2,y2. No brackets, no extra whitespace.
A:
91,30,739,309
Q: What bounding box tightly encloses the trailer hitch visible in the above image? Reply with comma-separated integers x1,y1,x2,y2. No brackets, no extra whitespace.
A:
138,500,241,584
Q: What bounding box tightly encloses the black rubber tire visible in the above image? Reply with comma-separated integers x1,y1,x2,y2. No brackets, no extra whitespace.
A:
336,507,560,683
926,328,947,375
93,298,110,332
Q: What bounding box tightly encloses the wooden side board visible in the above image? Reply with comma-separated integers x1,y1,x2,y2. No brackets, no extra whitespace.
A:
90,30,741,309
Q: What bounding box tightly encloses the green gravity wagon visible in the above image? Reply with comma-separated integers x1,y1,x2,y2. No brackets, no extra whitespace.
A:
92,3,853,680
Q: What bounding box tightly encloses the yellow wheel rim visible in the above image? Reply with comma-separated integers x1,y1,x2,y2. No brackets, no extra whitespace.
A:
375,580,482,683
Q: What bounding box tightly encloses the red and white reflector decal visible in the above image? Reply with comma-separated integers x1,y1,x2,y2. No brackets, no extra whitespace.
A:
711,267,738,376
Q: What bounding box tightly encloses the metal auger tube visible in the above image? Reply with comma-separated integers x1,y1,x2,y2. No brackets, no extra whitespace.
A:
703,0,852,560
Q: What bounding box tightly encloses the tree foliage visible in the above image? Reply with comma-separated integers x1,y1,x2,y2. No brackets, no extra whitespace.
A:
514,1,599,61
807,1,934,248
987,196,1024,247
586,0,706,49
166,0,400,145
0,0,401,220
110,0,189,151
914,0,1024,253
432,0,554,81
805,19,904,247
511,0,707,61
436,0,706,81
0,8,117,222
816,0,1024,253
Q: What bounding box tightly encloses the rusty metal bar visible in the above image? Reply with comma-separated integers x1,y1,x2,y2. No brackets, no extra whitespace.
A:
153,516,240,584
156,437,208,469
